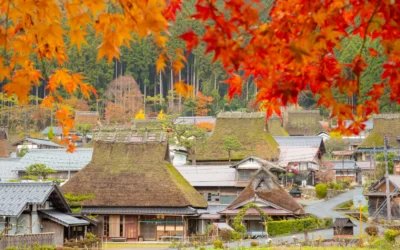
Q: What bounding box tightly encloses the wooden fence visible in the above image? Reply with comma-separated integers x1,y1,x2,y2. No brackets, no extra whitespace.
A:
0,233,54,249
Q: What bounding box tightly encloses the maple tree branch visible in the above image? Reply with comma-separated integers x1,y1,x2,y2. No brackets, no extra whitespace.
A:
359,0,382,55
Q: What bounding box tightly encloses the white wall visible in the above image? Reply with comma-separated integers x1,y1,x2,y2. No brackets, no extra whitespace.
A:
172,152,187,165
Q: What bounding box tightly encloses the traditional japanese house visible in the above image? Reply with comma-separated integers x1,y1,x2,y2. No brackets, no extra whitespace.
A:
356,114,400,161
282,109,325,136
365,175,400,219
0,182,90,246
266,115,289,136
333,218,356,236
0,127,11,158
74,111,100,127
61,131,207,242
176,157,285,206
220,166,305,233
12,137,63,155
195,112,279,164
330,160,362,184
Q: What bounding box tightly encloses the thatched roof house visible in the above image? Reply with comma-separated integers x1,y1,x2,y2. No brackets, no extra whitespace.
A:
74,111,99,126
195,112,279,163
267,116,289,136
359,114,400,149
62,131,207,241
220,166,304,217
283,110,324,136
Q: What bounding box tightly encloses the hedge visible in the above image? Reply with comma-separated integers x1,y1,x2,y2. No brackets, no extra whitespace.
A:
266,217,332,236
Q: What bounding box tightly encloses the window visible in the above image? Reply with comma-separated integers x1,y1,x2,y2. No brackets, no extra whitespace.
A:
220,195,236,204
207,193,219,202
120,215,124,237
104,216,109,236
238,170,255,181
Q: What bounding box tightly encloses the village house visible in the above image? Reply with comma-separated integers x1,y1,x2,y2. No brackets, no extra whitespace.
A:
365,175,400,219
330,160,362,184
0,182,90,246
356,114,400,161
0,127,11,158
219,166,305,233
274,136,326,186
174,116,216,126
282,109,326,136
12,137,63,156
394,156,400,175
61,131,207,242
176,157,285,206
195,112,279,165
266,115,289,136
74,111,100,127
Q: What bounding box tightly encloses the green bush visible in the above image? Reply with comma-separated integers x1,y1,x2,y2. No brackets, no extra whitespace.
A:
365,225,379,236
338,180,351,189
315,183,328,199
384,229,400,242
250,241,259,247
267,218,317,236
327,182,336,189
213,240,224,249
334,183,343,190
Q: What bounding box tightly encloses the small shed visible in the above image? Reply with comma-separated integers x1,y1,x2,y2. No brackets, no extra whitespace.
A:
289,187,302,198
333,218,356,236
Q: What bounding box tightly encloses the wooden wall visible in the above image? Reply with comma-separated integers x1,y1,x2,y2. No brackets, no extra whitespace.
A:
41,220,64,246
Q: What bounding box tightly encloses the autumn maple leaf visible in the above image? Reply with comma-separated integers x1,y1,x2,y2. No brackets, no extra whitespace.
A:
174,81,194,99
179,30,199,55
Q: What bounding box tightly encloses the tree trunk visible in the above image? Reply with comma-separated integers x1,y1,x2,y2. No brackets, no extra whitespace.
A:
144,84,147,115
191,148,196,165
228,151,231,163
170,67,174,109
179,70,182,113
159,71,163,106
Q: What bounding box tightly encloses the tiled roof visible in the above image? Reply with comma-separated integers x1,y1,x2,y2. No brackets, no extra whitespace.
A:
12,137,63,148
18,149,93,171
0,182,57,217
231,156,284,172
279,146,320,166
80,207,198,215
333,218,356,228
42,127,63,136
330,160,360,170
197,205,227,215
175,165,237,187
0,158,21,182
174,116,216,125
39,209,89,227
273,136,323,148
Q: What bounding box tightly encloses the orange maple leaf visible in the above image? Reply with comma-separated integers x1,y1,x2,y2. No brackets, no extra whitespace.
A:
174,81,194,99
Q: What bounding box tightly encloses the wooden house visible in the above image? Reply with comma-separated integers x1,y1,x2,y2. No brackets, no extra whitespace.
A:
356,114,400,161
219,166,305,233
0,127,11,158
195,112,279,164
0,182,90,246
12,137,63,156
61,131,207,242
365,175,400,219
330,160,362,184
282,110,325,136
333,218,356,236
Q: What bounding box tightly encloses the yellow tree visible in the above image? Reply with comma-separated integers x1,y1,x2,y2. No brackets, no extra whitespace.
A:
134,109,145,120
157,110,166,120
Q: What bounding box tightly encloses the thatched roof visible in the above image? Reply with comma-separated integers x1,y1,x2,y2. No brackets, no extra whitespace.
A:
283,110,324,136
0,140,11,158
359,114,400,149
74,111,99,126
226,166,304,215
267,116,289,136
196,112,279,162
61,139,207,208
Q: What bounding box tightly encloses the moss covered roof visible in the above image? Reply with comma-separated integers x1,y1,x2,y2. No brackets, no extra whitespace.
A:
62,140,207,208
267,116,289,136
226,166,304,215
283,110,324,136
196,112,279,162
359,114,400,149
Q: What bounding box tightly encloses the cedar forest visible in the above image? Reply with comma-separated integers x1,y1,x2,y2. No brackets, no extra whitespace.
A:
1,0,400,151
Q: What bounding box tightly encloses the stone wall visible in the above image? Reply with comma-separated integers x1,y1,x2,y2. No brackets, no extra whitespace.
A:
301,188,347,200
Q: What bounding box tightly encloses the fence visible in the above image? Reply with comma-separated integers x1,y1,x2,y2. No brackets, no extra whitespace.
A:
0,233,54,249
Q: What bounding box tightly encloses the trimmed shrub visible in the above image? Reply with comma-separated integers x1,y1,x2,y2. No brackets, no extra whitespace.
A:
334,183,343,190
327,182,336,189
250,241,259,247
338,180,351,189
315,183,328,199
267,218,317,236
213,240,224,249
365,225,379,236
384,229,400,242
219,229,233,242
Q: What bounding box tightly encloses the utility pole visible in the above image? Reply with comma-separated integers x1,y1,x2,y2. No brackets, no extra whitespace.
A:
384,136,391,222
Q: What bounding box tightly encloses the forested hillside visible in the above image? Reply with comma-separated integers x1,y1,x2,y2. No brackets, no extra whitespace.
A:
0,0,398,136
